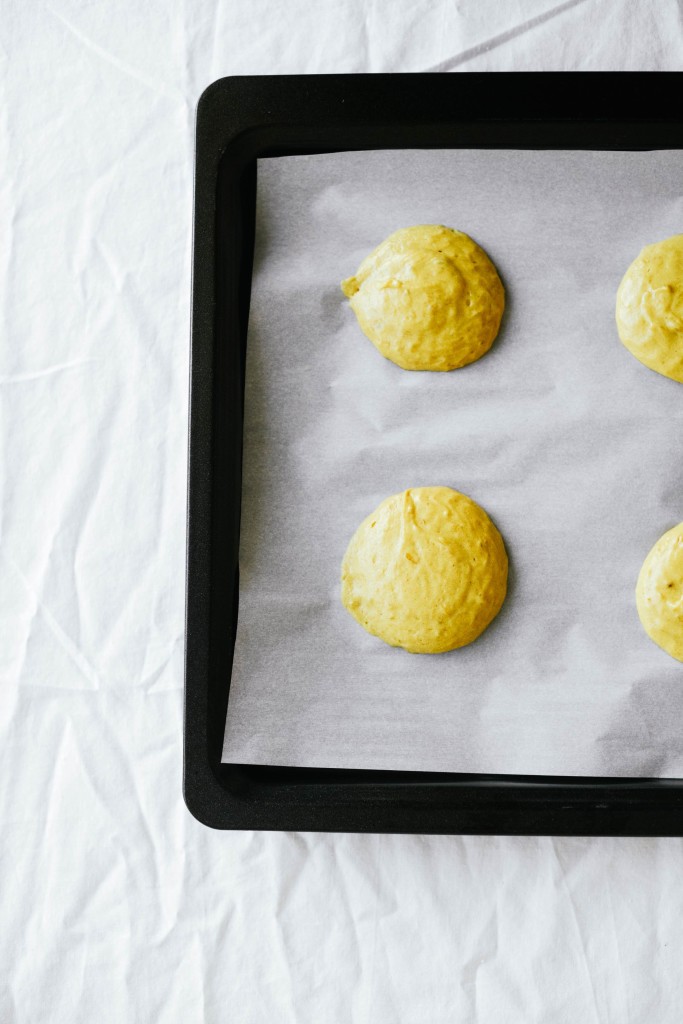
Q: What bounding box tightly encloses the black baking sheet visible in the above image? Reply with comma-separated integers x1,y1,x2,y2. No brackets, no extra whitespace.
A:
185,73,683,833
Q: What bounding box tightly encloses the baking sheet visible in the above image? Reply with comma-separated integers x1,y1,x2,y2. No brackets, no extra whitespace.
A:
222,148,683,776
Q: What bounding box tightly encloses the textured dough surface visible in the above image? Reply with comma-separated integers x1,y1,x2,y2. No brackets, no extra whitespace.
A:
341,225,505,371
341,486,508,654
616,234,683,383
636,523,683,662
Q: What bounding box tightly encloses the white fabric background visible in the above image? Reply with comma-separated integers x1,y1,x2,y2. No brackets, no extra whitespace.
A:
2,1,683,1020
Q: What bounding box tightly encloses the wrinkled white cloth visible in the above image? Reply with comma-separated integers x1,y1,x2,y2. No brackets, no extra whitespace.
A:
2,1,683,1021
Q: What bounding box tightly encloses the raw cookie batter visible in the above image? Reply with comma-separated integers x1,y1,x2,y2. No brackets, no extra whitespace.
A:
636,523,683,662
616,234,683,383
341,225,505,371
341,486,508,654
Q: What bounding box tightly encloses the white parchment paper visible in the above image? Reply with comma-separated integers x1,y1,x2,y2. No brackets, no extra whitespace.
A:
222,148,683,776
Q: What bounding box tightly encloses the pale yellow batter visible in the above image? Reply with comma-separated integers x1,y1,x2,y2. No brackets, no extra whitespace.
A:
341,486,508,654
616,235,683,383
341,225,505,371
636,523,683,662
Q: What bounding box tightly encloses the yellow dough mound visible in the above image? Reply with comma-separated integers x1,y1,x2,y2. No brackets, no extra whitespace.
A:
636,523,683,662
341,486,508,654
341,225,505,371
616,234,683,383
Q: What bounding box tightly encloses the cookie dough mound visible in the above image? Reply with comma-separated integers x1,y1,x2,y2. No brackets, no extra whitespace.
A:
341,225,505,371
636,523,683,662
616,235,683,383
341,486,508,654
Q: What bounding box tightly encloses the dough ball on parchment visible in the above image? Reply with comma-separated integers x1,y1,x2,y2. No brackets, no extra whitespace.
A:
341,225,505,371
341,486,508,654
636,523,683,662
616,234,683,383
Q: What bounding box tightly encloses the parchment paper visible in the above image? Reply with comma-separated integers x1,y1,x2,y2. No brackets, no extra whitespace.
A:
222,149,683,776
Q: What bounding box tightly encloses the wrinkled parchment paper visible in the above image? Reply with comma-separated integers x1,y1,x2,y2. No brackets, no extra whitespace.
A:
222,149,683,776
